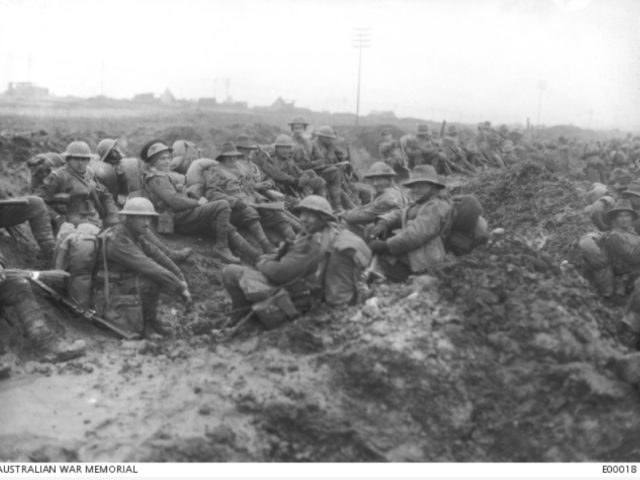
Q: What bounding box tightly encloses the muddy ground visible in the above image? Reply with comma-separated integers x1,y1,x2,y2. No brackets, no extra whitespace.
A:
1,111,640,462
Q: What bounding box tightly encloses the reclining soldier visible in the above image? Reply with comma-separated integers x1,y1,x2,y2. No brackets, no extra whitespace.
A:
205,142,295,253
368,165,453,282
341,162,406,239
35,141,120,307
0,246,85,367
222,195,337,320
95,198,191,338
141,140,258,264
255,134,327,206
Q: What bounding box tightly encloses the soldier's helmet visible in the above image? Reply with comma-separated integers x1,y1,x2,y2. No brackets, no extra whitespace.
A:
120,197,159,217
288,116,309,127
417,125,430,136
364,162,397,178
446,125,458,136
317,126,337,139
295,195,338,221
274,134,294,147
63,141,93,159
97,139,123,163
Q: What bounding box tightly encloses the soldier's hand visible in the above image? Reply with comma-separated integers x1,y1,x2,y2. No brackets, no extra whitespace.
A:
180,288,192,304
198,197,208,205
105,216,120,228
369,239,390,254
235,199,249,210
370,220,389,240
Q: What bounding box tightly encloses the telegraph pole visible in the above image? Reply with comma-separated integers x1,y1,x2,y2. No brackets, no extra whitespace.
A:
352,28,371,126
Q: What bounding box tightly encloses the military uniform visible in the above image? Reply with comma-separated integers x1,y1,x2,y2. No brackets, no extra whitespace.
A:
378,139,405,173
582,143,607,184
205,163,295,245
255,150,326,203
96,223,186,334
35,164,119,307
342,186,406,238
314,138,367,209
377,190,453,281
222,225,335,313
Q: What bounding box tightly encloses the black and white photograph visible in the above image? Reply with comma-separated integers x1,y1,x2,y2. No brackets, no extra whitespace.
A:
0,0,639,471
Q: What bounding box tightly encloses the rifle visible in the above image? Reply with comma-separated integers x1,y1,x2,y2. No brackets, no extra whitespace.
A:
0,199,29,206
25,273,141,340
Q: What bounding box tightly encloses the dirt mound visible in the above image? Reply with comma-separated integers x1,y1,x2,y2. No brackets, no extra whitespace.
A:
454,161,594,266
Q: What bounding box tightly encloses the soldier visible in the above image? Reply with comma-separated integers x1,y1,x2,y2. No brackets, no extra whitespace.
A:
93,138,129,207
605,199,640,298
222,195,337,319
95,198,191,337
0,248,85,366
141,140,256,264
368,165,453,282
400,125,444,171
581,142,607,184
26,153,64,194
35,141,119,307
205,142,294,254
313,126,366,210
501,141,518,166
341,162,406,239
378,128,409,180
441,125,476,174
289,119,344,212
255,134,327,205
170,140,203,175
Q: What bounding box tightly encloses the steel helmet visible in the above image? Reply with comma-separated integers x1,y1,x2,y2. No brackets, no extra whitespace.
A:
142,141,172,163
364,161,397,178
288,116,309,127
120,197,159,216
62,141,93,159
274,134,294,147
446,125,458,136
317,126,337,138
97,138,122,163
294,195,338,222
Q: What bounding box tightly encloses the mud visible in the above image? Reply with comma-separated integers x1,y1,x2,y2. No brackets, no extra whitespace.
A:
1,122,640,462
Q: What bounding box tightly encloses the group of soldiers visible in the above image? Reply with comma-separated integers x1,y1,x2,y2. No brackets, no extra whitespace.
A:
0,116,499,370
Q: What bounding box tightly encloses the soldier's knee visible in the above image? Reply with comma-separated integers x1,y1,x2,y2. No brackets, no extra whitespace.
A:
0,277,33,304
207,199,231,213
241,206,260,223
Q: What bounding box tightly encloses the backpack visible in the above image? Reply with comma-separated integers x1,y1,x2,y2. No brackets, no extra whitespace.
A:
323,229,372,306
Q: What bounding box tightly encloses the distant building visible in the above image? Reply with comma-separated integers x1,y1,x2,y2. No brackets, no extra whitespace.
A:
160,89,175,104
368,110,397,120
5,82,49,98
198,97,217,107
222,96,248,110
132,93,156,103
270,97,295,112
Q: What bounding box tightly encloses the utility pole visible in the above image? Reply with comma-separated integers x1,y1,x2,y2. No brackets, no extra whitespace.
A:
352,28,371,126
536,80,546,135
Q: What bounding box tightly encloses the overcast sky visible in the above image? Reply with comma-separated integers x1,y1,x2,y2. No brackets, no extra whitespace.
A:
0,0,638,130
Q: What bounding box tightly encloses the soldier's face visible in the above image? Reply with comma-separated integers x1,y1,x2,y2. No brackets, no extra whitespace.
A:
151,152,172,172
371,176,392,193
67,157,90,175
410,182,438,200
291,125,305,137
275,146,292,159
127,215,153,236
615,211,634,230
300,210,326,234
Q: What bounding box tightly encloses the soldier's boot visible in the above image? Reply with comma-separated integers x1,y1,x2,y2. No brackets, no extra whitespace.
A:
327,186,343,213
212,209,241,264
228,230,261,265
29,209,56,267
248,221,278,254
10,283,85,363
169,248,193,263
275,221,297,242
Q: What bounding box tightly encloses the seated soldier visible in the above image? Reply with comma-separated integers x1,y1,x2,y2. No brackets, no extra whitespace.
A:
368,165,453,282
93,138,129,207
95,198,191,338
400,125,445,171
27,153,64,193
378,128,409,181
222,195,337,320
605,199,640,298
0,245,85,366
341,162,406,239
35,141,120,307
204,142,292,254
446,195,489,255
255,134,327,206
141,140,259,264
170,140,203,175
236,134,302,235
